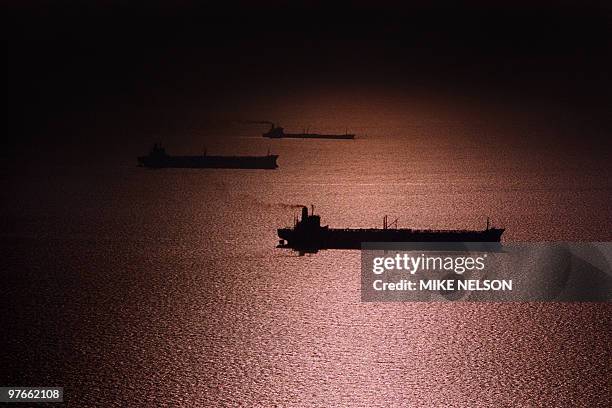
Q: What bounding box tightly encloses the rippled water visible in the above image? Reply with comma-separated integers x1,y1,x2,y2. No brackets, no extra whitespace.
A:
2,107,611,406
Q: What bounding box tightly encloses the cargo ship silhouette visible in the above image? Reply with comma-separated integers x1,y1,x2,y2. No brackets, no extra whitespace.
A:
262,123,355,140
138,144,278,169
277,206,504,252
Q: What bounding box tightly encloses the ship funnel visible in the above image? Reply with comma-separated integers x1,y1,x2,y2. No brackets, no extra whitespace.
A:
301,206,308,221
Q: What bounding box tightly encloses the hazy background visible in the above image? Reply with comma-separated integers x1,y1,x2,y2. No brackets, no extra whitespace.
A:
4,1,612,164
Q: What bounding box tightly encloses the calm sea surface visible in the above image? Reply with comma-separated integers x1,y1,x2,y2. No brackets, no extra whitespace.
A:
1,106,611,406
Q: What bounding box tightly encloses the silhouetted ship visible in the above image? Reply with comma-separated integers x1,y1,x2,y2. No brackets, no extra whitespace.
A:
263,123,355,140
278,206,504,251
138,144,278,169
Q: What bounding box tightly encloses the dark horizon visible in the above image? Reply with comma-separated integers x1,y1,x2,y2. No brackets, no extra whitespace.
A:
4,1,612,161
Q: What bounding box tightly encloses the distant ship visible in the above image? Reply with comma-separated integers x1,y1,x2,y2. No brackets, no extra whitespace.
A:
263,123,355,140
138,144,278,169
277,206,504,251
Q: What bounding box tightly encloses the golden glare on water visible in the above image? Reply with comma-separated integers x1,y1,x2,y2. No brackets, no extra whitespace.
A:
2,79,611,408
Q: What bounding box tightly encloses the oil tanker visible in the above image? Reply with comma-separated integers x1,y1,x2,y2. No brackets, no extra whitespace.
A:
138,144,278,169
277,206,504,251
263,124,355,140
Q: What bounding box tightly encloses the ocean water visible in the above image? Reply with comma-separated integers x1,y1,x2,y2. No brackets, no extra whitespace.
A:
2,101,611,406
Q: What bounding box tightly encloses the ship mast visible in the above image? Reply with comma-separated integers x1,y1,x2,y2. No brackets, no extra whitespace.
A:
383,215,398,229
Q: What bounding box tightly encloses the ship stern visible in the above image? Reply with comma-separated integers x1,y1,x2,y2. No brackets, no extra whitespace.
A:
277,228,293,247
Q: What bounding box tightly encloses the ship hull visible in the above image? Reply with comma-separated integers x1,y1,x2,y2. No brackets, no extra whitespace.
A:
138,155,278,169
265,133,355,140
278,227,504,251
